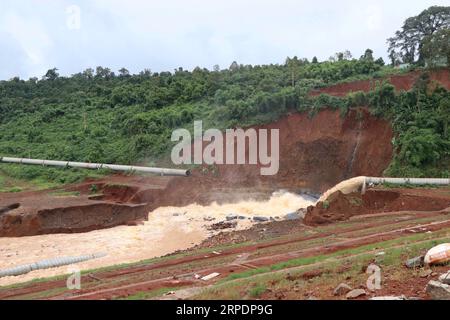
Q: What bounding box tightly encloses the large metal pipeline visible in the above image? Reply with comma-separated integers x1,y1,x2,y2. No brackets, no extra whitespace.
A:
0,253,107,278
0,157,190,177
365,177,450,185
319,176,449,202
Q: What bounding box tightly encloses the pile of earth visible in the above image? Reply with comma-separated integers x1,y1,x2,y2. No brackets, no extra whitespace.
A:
304,187,450,226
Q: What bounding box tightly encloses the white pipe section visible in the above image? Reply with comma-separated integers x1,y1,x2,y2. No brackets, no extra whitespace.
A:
0,253,107,278
365,177,450,185
0,157,190,177
319,176,449,202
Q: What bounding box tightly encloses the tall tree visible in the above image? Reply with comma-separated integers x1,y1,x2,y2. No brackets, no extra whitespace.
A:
229,61,239,72
421,28,450,67
387,6,450,65
361,49,374,61
118,68,130,78
43,68,59,81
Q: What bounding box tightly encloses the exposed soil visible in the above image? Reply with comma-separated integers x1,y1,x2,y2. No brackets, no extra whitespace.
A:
0,106,392,237
2,69,449,237
304,187,450,225
1,200,449,300
310,68,450,97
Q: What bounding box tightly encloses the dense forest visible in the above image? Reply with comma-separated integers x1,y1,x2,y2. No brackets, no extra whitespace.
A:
0,6,448,189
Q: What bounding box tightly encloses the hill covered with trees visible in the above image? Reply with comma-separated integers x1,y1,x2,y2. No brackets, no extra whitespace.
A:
0,6,448,188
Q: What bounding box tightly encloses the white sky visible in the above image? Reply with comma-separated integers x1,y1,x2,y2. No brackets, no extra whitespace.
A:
0,0,448,80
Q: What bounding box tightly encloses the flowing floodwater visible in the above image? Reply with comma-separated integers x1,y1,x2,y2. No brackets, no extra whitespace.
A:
0,191,315,286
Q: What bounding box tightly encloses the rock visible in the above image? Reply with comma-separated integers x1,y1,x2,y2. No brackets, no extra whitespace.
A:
238,216,246,220
405,256,425,269
284,212,301,221
226,215,238,221
333,283,353,296
203,217,215,222
375,252,385,257
207,221,237,231
439,271,450,285
420,269,433,278
346,289,366,299
426,280,450,300
253,216,269,222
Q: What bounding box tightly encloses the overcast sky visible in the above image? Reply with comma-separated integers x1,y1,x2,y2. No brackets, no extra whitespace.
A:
0,0,447,80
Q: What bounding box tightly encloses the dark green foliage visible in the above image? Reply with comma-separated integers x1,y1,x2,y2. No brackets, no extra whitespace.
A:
367,74,450,177
0,53,447,185
387,6,450,65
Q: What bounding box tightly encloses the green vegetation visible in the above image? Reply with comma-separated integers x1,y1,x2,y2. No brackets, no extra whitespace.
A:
332,74,449,178
248,283,267,298
0,6,448,187
195,233,450,300
48,190,81,197
388,6,449,66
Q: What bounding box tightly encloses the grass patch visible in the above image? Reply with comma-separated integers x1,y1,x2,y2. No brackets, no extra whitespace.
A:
48,190,81,197
196,233,450,300
221,229,450,283
0,186,23,193
248,284,267,298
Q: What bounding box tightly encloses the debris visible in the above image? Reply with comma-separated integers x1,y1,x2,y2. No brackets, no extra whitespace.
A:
88,274,102,281
426,280,450,300
333,283,352,296
375,252,385,257
212,251,221,255
346,289,366,299
194,274,201,279
419,269,433,278
439,271,450,285
284,213,301,221
424,243,450,265
201,272,220,281
226,215,238,221
203,217,215,222
207,221,237,231
164,291,175,296
253,216,269,222
405,256,425,269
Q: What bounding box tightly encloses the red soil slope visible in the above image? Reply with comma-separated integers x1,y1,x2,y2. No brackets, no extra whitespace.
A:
310,68,450,97
304,187,450,225
3,69,449,236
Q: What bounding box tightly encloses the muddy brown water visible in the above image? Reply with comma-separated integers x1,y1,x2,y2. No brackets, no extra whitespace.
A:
0,191,314,286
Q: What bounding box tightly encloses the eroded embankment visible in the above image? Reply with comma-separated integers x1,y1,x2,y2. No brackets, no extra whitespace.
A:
0,191,314,286
304,187,450,225
0,106,393,237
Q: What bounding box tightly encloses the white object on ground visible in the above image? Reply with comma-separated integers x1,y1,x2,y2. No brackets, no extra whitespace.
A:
201,272,220,281
425,243,450,265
